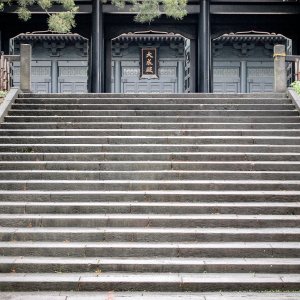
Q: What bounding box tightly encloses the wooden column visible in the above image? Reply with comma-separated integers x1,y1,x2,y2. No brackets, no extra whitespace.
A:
240,60,247,93
114,60,121,93
91,0,104,93
198,0,211,93
178,60,184,93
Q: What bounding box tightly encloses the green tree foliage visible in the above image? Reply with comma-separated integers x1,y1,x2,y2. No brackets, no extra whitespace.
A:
291,81,300,95
0,0,78,33
0,90,7,98
0,0,188,32
109,0,187,23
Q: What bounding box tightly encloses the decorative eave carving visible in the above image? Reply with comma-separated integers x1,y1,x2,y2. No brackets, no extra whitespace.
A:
112,30,186,44
112,30,186,57
212,30,290,57
10,32,88,57
43,41,65,57
232,42,255,56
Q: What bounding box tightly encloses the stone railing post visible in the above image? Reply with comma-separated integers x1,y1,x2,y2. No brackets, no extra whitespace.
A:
274,44,287,93
20,44,31,93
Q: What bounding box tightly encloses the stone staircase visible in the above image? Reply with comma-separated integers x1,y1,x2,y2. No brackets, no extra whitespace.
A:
0,93,300,297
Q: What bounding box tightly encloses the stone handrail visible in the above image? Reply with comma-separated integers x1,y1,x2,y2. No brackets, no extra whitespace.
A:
0,44,32,93
0,88,20,123
274,44,300,93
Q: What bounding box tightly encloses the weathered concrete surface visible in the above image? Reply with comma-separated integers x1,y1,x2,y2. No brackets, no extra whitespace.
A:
288,87,300,112
20,44,31,93
274,44,287,93
0,88,20,123
1,292,300,300
0,93,300,294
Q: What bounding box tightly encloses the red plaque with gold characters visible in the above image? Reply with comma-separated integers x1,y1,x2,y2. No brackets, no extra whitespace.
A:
140,48,158,79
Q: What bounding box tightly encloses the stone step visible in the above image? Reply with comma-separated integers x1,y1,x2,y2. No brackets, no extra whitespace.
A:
1,190,300,202
1,201,298,215
1,241,299,258
2,144,300,153
1,213,299,228
1,227,300,242
2,179,300,191
4,129,300,137
20,92,287,98
1,152,300,162
13,102,294,108
1,91,298,295
3,170,300,180
1,92,300,293
4,136,300,145
1,291,300,300
3,136,300,145
15,99,293,106
3,161,300,171
0,272,299,291
10,110,298,117
1,256,300,273
3,122,300,130
5,116,300,123
9,108,297,116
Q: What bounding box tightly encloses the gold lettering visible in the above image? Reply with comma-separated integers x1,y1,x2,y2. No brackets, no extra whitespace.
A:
146,66,153,73
146,59,153,66
146,51,154,59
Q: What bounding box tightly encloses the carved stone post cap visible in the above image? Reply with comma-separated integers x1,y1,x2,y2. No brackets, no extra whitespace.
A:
274,44,286,55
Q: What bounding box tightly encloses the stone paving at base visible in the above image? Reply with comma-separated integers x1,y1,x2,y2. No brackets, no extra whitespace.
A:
1,292,300,300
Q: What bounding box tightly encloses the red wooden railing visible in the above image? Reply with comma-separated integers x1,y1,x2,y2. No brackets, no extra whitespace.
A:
286,55,300,82
0,51,11,91
295,58,300,81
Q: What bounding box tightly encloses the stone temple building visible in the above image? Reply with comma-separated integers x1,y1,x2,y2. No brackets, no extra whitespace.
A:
1,0,300,94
